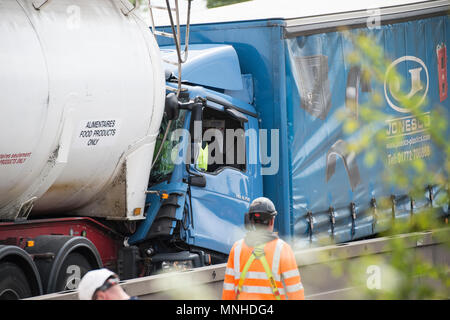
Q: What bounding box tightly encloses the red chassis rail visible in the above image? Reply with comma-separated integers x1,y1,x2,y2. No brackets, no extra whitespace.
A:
0,217,122,270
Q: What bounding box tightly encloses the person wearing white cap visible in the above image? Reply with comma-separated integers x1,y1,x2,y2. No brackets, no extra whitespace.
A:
78,268,134,300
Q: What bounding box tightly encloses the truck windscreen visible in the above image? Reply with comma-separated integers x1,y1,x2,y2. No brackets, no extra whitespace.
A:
149,109,187,184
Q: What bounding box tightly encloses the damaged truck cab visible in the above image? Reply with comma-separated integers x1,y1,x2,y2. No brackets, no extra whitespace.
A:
128,44,264,270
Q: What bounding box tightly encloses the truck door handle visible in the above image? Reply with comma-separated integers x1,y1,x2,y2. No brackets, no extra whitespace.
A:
185,164,207,187
188,175,206,188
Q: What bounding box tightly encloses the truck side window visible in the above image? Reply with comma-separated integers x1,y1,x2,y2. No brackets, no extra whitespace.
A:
199,107,246,173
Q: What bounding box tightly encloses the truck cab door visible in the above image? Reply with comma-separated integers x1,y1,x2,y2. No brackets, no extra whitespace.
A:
186,102,262,255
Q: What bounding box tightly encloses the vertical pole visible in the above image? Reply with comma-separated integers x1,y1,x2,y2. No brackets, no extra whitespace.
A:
307,211,313,244
329,206,335,240
371,197,377,234
350,202,356,238
391,195,396,221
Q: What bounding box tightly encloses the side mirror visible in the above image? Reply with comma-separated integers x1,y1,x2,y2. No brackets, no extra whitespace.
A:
191,101,203,127
164,93,180,120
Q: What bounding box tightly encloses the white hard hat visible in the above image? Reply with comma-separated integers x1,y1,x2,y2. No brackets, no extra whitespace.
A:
78,268,117,300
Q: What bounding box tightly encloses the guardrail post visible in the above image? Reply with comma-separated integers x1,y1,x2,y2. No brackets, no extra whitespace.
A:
371,197,377,233
307,211,314,243
329,206,336,240
350,202,356,238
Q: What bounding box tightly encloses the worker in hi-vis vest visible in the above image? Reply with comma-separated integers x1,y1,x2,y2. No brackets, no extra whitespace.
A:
222,197,305,300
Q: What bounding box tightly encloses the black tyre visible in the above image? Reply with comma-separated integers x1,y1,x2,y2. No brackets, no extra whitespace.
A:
54,252,93,292
0,262,32,300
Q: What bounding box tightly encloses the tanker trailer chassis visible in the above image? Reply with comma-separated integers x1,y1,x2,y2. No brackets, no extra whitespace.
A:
0,213,218,299
0,217,127,298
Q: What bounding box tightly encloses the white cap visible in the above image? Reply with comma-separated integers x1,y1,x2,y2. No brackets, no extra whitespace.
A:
78,268,117,300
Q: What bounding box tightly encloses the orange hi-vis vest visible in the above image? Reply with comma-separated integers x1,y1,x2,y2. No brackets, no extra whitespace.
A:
222,238,305,300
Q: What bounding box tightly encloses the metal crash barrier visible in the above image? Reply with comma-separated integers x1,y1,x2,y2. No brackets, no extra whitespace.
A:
28,228,450,300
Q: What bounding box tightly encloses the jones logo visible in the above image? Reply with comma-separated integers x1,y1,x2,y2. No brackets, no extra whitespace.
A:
384,56,429,113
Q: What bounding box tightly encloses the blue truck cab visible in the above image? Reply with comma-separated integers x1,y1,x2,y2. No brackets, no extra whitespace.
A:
128,0,449,272
128,44,264,267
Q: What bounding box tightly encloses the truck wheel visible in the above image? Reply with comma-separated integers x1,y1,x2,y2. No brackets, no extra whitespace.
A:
54,252,93,292
0,262,32,300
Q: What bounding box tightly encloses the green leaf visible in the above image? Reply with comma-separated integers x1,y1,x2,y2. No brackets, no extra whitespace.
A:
207,0,253,8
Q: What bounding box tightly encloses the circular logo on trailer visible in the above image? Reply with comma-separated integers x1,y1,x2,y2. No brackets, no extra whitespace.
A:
384,56,429,113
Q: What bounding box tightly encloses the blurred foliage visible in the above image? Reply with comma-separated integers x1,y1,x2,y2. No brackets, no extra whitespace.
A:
207,0,252,9
128,0,142,6
326,29,450,300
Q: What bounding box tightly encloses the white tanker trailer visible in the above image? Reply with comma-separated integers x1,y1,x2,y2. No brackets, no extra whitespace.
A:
0,0,165,221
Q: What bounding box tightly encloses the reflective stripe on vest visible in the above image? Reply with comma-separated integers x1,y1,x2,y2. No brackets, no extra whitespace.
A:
239,285,286,295
227,268,286,284
272,238,284,275
234,239,244,276
286,282,304,292
281,268,300,279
